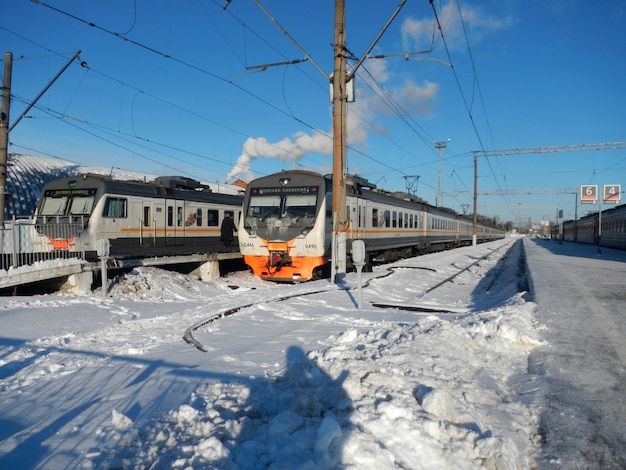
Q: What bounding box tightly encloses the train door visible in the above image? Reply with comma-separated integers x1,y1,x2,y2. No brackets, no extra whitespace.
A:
151,201,165,247
128,199,143,245
356,198,367,239
140,200,163,247
165,199,185,246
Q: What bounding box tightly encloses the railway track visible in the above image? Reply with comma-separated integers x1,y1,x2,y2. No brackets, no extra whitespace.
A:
184,239,518,352
371,239,518,312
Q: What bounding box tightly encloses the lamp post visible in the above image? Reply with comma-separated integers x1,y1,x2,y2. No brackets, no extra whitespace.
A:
434,140,448,207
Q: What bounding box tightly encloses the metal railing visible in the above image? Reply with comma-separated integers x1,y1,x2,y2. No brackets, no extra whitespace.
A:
0,217,86,272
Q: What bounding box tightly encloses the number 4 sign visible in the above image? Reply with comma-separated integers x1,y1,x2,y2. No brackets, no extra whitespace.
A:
581,185,597,204
604,184,621,204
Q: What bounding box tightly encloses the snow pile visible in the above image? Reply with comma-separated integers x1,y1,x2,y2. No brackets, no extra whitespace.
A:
106,267,234,301
96,294,542,469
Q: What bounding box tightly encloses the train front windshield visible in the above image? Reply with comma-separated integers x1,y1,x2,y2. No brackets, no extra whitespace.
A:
245,187,319,236
247,195,281,219
39,189,97,217
247,194,317,219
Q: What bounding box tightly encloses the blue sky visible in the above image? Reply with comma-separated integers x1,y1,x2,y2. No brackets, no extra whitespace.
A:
2,0,625,225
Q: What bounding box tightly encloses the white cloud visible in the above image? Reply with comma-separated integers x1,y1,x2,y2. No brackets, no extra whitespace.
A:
401,2,511,52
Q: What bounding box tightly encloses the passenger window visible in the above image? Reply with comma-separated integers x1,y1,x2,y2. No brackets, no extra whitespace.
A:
167,206,173,226
196,208,203,227
372,208,378,228
103,197,127,218
207,209,218,226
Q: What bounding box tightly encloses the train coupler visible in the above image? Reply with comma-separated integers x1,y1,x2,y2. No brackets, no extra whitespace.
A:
266,251,291,272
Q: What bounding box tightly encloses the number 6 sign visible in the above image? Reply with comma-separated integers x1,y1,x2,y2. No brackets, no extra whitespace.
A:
581,185,597,204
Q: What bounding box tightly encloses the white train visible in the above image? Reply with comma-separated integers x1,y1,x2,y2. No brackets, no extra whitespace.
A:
33,174,243,260
239,170,505,282
554,203,626,249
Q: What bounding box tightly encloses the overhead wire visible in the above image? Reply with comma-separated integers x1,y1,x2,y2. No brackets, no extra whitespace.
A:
22,1,496,210
118,0,138,36
453,0,510,201
2,20,329,181
357,64,437,154
429,0,518,219
453,0,512,216
30,0,320,133
2,43,254,180
23,2,436,189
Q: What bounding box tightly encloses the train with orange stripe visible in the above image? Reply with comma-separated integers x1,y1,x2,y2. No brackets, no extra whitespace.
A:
33,174,243,260
239,170,505,282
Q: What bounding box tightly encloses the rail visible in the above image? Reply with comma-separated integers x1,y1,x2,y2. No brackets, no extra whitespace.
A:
0,217,86,272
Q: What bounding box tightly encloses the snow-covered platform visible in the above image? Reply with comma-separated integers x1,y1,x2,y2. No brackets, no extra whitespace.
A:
0,252,243,292
523,237,626,468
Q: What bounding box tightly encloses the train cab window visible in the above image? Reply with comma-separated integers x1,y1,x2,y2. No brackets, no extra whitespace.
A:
69,195,95,215
284,194,317,218
207,209,219,226
40,188,98,217
143,206,150,227
372,208,379,228
40,196,68,216
196,208,203,227
103,197,127,218
248,195,281,219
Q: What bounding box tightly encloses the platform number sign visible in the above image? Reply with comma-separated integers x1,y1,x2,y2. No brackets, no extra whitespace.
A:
603,185,621,204
581,185,597,204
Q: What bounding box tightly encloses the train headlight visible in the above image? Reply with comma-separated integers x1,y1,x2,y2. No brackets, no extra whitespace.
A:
279,177,290,186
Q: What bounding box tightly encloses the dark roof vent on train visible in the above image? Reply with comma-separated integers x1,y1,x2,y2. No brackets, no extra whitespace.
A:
392,191,425,203
154,176,210,191
346,174,376,190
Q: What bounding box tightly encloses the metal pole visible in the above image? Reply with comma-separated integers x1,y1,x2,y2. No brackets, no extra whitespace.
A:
9,50,82,133
597,199,602,254
574,192,578,242
435,140,447,207
331,0,347,283
472,154,477,246
0,52,12,229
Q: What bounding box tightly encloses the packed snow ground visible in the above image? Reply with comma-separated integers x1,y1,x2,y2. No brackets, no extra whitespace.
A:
0,238,546,469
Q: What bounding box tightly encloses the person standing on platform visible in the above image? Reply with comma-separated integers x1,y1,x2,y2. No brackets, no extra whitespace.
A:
220,212,237,248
